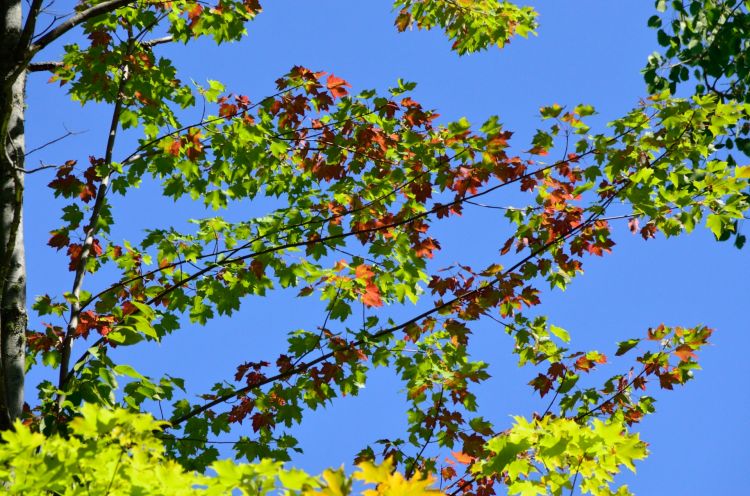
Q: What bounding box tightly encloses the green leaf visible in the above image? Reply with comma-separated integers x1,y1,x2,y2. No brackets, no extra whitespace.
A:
549,324,570,343
114,364,145,380
615,339,640,356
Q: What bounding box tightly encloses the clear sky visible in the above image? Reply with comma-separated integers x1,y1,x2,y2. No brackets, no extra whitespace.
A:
23,1,749,494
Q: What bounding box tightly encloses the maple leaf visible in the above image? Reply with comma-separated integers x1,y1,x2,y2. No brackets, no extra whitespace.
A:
297,286,314,297
414,237,440,258
219,102,238,118
75,310,98,337
91,239,103,257
500,237,514,255
67,244,83,271
354,264,375,281
168,139,181,157
184,129,204,161
574,356,593,372
658,370,681,390
122,301,137,315
48,175,82,198
48,231,69,250
441,466,457,480
451,451,474,464
673,344,698,362
640,223,657,239
326,74,351,99
228,397,254,424
88,30,111,47
529,373,553,397
79,183,96,203
243,0,262,14
250,259,265,278
362,282,383,307
647,324,668,340
187,4,203,30
547,362,566,380
395,9,411,31
628,217,640,234
133,91,153,106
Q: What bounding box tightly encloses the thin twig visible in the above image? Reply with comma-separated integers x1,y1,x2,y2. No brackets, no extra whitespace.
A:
25,127,83,156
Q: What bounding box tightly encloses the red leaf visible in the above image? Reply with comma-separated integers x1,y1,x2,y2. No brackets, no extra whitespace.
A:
242,0,262,14
88,30,111,47
297,286,314,297
547,362,566,380
529,373,553,397
362,283,383,307
79,183,97,203
67,244,83,271
122,301,137,315
184,129,204,161
326,74,351,99
628,217,639,234
441,466,457,480
48,231,69,250
414,237,440,258
640,223,657,240
250,259,264,278
219,103,238,118
91,239,103,257
168,139,181,156
658,370,681,389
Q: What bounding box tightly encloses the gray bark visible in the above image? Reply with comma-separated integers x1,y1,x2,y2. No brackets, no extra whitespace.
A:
0,0,27,430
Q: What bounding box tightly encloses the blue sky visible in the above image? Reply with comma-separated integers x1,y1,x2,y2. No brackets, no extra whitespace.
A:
23,1,749,494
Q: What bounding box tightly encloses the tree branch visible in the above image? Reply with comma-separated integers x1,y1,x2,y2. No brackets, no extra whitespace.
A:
25,127,83,156
26,34,171,73
28,0,136,56
166,193,619,429
406,387,444,479
16,0,45,55
57,33,134,393
26,60,63,72
142,35,173,48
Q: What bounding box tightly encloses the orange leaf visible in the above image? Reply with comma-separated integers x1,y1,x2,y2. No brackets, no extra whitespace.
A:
333,259,348,272
574,356,593,372
326,74,351,99
355,264,375,281
168,139,181,156
362,283,383,307
673,344,697,362
451,451,474,465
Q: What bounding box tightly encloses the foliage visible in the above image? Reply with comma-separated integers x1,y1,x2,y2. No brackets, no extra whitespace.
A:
1,0,747,495
0,403,440,495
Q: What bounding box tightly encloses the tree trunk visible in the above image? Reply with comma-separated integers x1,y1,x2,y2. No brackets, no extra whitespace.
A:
0,0,27,430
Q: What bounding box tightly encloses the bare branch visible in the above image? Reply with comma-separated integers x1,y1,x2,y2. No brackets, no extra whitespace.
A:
26,60,62,72
28,0,136,56
17,0,45,54
25,127,84,156
142,35,173,48
13,162,57,174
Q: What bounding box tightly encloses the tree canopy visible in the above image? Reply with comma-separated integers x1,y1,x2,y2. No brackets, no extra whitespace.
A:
0,0,748,494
